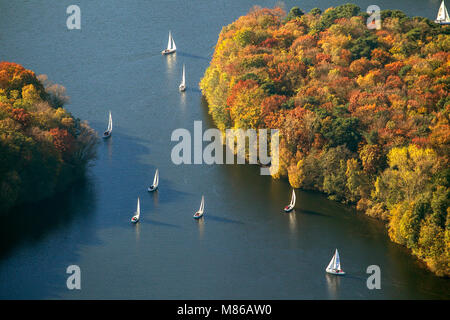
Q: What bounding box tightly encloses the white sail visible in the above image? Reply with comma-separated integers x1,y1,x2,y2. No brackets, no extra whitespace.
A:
167,31,172,50
326,252,336,271
326,249,345,274
198,195,204,214
290,189,296,207
153,169,159,188
107,111,112,132
436,1,450,22
136,197,140,219
172,36,176,50
181,64,185,87
335,249,342,270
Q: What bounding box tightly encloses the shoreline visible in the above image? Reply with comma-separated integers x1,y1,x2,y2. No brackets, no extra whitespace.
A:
199,4,450,277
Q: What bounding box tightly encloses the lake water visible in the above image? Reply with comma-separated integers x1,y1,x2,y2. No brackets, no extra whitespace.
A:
0,0,449,299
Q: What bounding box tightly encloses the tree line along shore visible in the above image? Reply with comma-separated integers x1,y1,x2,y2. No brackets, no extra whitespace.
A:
0,62,98,214
200,4,450,276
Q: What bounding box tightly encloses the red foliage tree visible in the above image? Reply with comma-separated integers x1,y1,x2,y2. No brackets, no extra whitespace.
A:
49,128,74,158
261,95,288,115
10,108,30,126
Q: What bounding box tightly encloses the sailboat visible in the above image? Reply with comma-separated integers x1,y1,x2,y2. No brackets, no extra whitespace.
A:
103,111,112,139
193,195,205,219
179,64,186,92
283,189,296,212
147,169,159,192
435,0,450,24
131,197,140,223
162,31,177,55
325,249,346,275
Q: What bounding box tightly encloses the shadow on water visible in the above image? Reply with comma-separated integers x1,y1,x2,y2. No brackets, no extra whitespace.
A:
298,209,329,218
0,177,97,261
154,185,192,205
205,214,244,225
187,87,202,93
142,219,181,229
176,52,211,61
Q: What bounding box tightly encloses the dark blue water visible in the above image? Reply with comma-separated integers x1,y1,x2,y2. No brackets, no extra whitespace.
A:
0,0,448,299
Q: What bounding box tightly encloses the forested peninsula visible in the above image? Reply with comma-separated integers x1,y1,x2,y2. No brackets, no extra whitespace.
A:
0,62,98,213
200,4,450,276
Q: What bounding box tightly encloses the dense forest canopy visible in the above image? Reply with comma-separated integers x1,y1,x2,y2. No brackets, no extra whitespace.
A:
0,62,98,213
200,4,450,276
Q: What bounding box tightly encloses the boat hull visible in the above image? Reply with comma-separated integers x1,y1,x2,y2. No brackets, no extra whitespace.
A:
193,212,204,219
131,216,139,223
103,131,111,139
326,268,346,275
179,85,186,92
162,49,176,55
147,185,157,192
284,205,294,212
